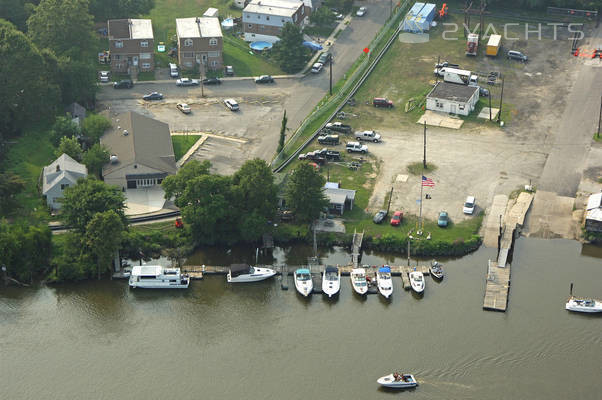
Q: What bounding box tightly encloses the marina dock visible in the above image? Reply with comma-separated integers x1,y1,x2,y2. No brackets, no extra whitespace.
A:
351,230,364,267
182,266,205,280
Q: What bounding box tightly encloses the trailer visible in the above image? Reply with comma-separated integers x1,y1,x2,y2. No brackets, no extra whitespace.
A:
466,33,479,56
443,68,478,86
486,34,501,57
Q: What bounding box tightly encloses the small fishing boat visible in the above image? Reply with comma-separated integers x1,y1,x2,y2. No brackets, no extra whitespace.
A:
565,283,602,313
430,260,444,280
129,265,189,289
350,268,368,295
377,266,393,299
322,266,341,298
377,372,418,389
227,264,276,283
409,270,425,294
294,268,313,297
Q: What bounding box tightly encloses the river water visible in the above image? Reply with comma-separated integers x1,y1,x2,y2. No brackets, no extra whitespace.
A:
1,238,601,400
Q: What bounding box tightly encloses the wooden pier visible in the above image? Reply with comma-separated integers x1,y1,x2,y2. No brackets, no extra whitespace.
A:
399,265,431,290
351,230,364,267
182,265,204,280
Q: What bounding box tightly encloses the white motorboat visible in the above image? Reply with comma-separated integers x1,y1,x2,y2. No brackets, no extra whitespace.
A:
409,270,425,294
227,264,276,283
350,268,368,295
129,265,189,289
430,260,444,280
294,268,313,297
377,266,393,299
377,372,418,389
565,283,602,313
322,266,341,298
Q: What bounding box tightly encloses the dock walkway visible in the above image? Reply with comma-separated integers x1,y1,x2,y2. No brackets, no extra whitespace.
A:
351,230,364,267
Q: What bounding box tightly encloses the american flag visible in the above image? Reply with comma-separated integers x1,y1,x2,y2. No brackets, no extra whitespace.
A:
422,176,435,187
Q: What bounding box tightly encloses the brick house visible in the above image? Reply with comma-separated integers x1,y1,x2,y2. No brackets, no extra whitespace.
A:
175,17,223,71
243,0,305,43
107,19,154,73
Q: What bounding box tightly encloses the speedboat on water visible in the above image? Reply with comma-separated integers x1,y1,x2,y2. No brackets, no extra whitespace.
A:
350,268,368,295
129,265,189,289
409,270,425,294
377,266,393,298
430,260,444,280
227,264,276,283
377,372,418,389
565,283,602,313
294,268,313,297
322,266,340,298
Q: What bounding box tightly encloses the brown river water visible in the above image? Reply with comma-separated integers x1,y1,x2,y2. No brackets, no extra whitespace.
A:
1,238,601,400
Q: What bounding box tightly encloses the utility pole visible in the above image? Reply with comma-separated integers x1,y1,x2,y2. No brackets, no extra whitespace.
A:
423,121,427,168
200,64,205,98
436,55,440,83
329,56,333,95
597,94,601,139
488,91,492,121
387,187,393,214
497,76,504,123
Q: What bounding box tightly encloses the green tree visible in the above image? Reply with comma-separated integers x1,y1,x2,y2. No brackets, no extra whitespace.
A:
0,0,32,30
285,164,328,222
86,210,125,279
163,232,193,268
162,160,211,202
52,232,95,281
310,6,335,26
278,110,287,153
0,172,26,212
57,57,98,104
82,143,110,177
61,177,126,234
55,136,82,161
81,113,112,142
272,23,310,73
0,222,52,283
50,115,80,145
88,0,155,21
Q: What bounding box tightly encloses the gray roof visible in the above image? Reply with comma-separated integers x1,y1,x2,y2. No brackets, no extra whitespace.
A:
108,19,154,40
65,102,86,120
244,0,303,17
324,187,356,204
427,81,479,103
100,111,176,177
42,154,88,195
176,17,223,38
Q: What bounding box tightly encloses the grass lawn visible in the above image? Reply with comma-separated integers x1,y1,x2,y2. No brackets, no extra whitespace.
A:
222,36,283,77
131,220,177,235
172,135,202,160
137,71,156,81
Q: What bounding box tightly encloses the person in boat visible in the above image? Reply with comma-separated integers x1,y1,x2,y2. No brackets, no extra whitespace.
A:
393,372,400,381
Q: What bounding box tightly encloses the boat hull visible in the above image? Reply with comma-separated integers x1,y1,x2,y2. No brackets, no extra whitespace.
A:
377,374,418,389
227,270,276,283
129,282,189,289
322,272,341,298
565,299,602,313
377,273,393,298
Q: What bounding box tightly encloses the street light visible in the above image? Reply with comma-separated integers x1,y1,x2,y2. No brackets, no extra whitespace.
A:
329,55,333,96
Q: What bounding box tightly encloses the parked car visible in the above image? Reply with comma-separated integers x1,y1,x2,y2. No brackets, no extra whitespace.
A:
433,67,447,77
311,63,323,73
225,65,234,76
202,77,221,85
113,79,133,89
373,97,393,108
169,63,179,78
356,6,367,16
354,130,381,143
176,78,200,86
224,98,239,111
479,87,490,97
318,52,332,65
314,148,341,161
333,11,343,20
176,103,191,114
390,210,403,226
255,75,274,83
345,141,368,154
434,61,459,69
143,92,163,101
373,209,387,224
437,211,449,227
507,50,528,62
317,134,340,145
99,71,110,83
463,196,476,214
325,122,351,133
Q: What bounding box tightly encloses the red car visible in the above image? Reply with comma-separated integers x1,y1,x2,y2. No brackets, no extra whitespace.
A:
390,211,403,226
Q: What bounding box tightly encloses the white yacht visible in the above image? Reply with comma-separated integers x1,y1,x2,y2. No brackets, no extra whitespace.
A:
409,270,425,294
565,283,602,313
294,268,313,297
322,266,341,298
377,266,393,299
129,265,190,289
227,264,276,283
350,268,368,295
377,372,418,389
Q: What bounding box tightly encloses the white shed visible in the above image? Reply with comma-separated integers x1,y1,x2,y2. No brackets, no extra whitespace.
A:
426,81,480,116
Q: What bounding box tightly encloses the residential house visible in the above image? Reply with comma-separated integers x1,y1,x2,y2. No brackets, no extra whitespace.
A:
323,182,356,215
100,111,177,191
585,192,602,233
42,154,88,210
176,17,223,71
65,102,86,127
426,81,479,116
107,19,154,73
243,0,306,43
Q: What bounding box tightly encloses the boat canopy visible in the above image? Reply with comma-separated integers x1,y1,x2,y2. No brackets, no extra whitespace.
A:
229,264,252,277
325,266,338,273
296,268,310,275
131,265,162,276
379,266,391,273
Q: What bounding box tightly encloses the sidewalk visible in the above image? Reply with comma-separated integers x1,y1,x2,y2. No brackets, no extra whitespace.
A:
302,15,353,72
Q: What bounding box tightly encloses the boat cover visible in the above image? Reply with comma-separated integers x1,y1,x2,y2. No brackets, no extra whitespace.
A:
379,266,391,273
229,264,251,277
325,266,338,273
296,268,310,274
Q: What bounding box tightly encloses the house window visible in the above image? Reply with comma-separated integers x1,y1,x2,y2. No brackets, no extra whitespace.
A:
114,55,121,60
184,38,193,47
184,61,193,67
209,38,218,46
261,25,265,30
293,14,297,22
115,41,123,48
140,41,149,47
211,60,217,67
301,7,305,15
248,24,252,28
266,16,270,20
281,19,285,23
183,52,193,57
60,184,69,190
208,51,220,57
459,104,465,110
140,53,151,59
142,63,151,69
257,15,260,19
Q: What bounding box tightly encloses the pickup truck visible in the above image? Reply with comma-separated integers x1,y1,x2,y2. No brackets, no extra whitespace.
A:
354,130,381,143
298,151,326,164
317,134,339,145
314,148,341,161
325,122,352,133
345,142,368,154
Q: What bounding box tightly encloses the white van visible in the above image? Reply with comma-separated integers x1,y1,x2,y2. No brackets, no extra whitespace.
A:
169,63,179,78
463,196,476,214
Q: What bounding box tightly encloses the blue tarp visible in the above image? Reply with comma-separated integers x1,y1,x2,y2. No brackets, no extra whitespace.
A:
296,268,311,274
379,266,391,273
302,41,323,51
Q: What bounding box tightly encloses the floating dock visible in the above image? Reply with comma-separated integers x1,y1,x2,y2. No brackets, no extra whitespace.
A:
182,266,204,280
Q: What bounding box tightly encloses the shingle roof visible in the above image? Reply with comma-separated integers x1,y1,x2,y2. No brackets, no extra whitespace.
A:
427,81,479,103
108,19,154,40
100,112,176,177
42,154,88,194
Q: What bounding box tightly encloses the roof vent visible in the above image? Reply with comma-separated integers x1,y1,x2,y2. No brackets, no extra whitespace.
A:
123,130,129,136
110,155,119,164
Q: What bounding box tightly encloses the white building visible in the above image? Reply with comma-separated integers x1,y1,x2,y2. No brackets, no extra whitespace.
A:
243,0,305,43
42,154,88,210
426,81,480,116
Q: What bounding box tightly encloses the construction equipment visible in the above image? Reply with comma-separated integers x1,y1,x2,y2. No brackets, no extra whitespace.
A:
438,3,448,20
466,33,479,56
